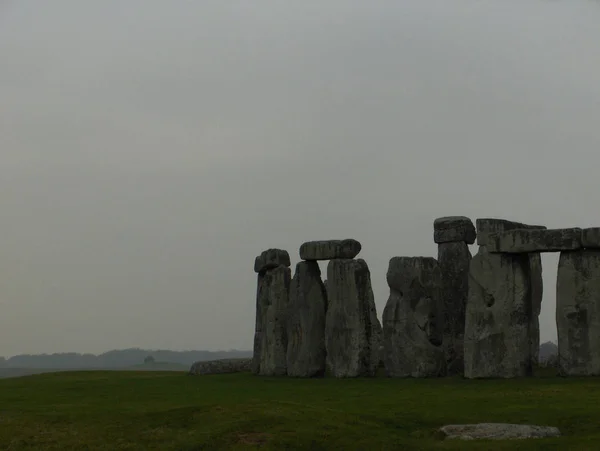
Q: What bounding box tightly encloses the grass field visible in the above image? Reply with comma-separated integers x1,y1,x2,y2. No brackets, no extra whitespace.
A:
1,369,599,450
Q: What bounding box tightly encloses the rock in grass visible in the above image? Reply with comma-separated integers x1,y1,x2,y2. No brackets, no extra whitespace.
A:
439,423,561,440
189,358,252,375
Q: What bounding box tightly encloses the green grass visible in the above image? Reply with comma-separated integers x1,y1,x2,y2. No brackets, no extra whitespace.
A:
0,369,599,450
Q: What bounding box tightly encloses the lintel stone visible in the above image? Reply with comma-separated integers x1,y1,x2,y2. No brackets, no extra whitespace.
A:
476,218,546,246
487,228,582,253
434,216,476,244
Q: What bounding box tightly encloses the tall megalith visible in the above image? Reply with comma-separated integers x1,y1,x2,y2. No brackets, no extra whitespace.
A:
286,261,327,377
464,247,533,378
434,216,475,374
253,249,291,376
475,218,545,367
325,258,381,377
556,249,600,376
382,257,445,377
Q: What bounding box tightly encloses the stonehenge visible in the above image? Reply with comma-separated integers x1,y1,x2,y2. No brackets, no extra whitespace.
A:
252,222,600,379
253,239,381,378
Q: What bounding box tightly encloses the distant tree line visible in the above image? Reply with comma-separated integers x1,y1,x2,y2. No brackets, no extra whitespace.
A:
0,348,252,369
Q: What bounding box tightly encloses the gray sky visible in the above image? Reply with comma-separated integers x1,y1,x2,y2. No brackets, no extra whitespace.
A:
1,1,599,357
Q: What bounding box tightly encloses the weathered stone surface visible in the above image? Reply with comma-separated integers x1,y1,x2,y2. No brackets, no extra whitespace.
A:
382,257,445,378
299,239,361,261
253,265,290,376
476,218,546,246
434,216,476,244
254,249,291,273
556,250,600,376
252,274,266,374
476,219,545,365
189,358,252,375
487,228,582,253
325,259,381,377
582,227,600,249
286,261,327,378
529,253,543,364
464,248,533,378
438,242,471,375
439,424,561,440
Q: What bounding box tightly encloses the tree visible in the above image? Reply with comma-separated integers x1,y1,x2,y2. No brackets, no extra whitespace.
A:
144,355,155,365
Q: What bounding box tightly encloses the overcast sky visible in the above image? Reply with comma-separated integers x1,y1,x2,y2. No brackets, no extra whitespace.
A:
1,1,599,357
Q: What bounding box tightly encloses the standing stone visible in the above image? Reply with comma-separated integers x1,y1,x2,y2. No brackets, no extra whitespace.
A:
464,248,533,378
286,261,327,377
325,259,381,377
383,257,445,377
252,273,266,374
252,249,290,376
438,242,471,375
556,250,600,376
476,218,545,369
253,265,291,376
529,253,543,365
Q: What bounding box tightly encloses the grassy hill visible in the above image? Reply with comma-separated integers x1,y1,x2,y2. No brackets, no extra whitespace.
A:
0,370,599,450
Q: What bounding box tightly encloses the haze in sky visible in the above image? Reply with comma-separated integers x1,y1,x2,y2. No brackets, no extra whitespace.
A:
1,1,599,357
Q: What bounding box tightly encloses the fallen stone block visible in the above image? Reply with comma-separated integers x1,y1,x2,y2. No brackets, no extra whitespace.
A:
476,218,546,246
439,423,561,440
189,358,252,375
299,239,361,261
556,250,600,376
254,249,291,273
433,216,476,244
487,228,582,253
